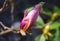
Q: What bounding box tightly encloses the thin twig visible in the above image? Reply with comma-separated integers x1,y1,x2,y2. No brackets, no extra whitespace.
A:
0,26,17,35
9,0,14,21
0,21,19,35
0,0,14,21
0,0,7,12
0,27,13,35
0,21,10,29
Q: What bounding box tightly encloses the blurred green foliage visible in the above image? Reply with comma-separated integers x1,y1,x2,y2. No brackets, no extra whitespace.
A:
35,16,44,26
33,5,60,41
35,35,46,41
53,6,60,16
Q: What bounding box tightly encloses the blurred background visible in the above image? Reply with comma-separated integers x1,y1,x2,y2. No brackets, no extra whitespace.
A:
0,0,60,41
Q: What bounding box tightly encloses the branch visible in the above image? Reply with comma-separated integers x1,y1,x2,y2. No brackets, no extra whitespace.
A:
0,0,7,12
0,21,20,35
0,21,13,35
0,0,14,21
9,0,14,21
0,21,10,29
0,27,14,35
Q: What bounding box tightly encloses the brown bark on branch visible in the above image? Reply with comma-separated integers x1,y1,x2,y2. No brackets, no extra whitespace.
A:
0,0,7,12
0,27,14,35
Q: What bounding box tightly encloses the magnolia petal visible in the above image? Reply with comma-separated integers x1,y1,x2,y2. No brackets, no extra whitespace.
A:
20,18,30,36
24,10,28,17
20,18,28,29
23,18,30,32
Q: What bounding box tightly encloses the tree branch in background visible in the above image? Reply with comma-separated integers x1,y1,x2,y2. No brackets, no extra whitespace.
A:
0,0,8,12
0,0,14,21
0,21,10,29
0,21,21,35
0,26,14,35
0,21,17,35
9,0,14,21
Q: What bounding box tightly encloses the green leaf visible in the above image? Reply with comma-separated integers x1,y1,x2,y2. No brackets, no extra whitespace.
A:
44,10,52,16
35,35,46,41
26,7,33,12
35,15,44,26
50,21,60,30
35,35,41,41
53,6,60,16
50,21,60,41
54,28,60,41
39,35,46,41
